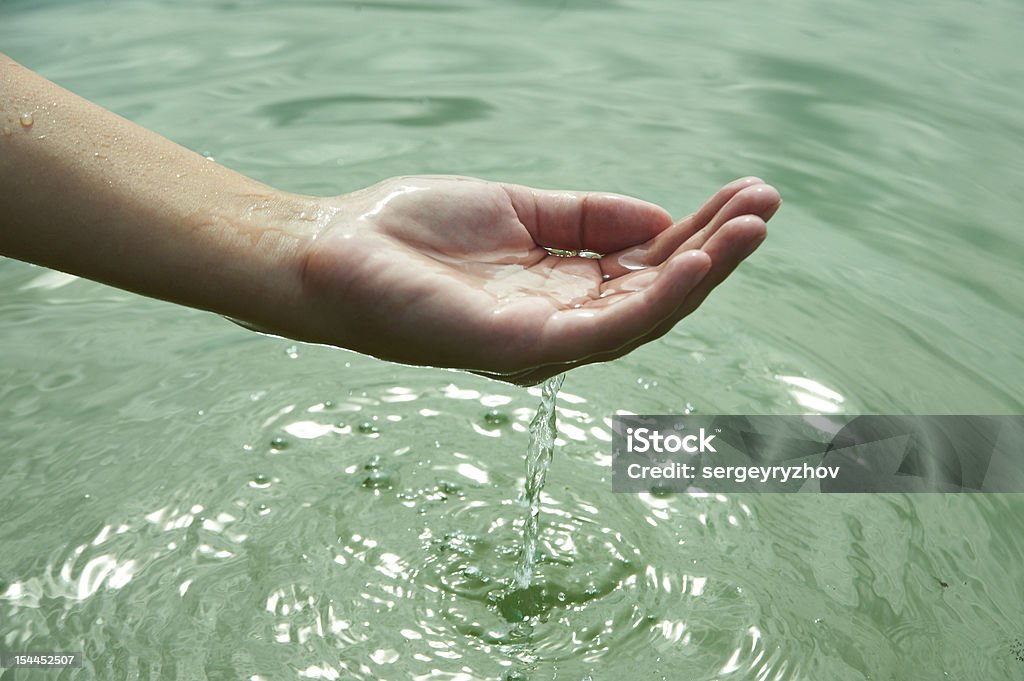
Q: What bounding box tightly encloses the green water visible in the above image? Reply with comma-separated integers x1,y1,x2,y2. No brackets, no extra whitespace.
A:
2,0,1023,679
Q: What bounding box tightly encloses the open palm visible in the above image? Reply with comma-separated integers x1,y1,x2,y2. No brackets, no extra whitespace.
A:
299,175,780,384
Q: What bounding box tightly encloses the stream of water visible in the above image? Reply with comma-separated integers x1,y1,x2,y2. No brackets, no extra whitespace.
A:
512,374,565,590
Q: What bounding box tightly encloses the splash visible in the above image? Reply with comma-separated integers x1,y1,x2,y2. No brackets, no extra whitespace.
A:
512,373,564,589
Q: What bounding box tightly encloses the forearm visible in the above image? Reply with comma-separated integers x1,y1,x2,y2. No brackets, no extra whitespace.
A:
0,53,319,332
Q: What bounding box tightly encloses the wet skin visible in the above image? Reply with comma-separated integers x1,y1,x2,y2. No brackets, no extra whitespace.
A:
0,55,780,384
298,175,781,384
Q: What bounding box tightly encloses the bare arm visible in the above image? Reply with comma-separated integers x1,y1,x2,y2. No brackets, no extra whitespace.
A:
0,53,316,334
0,54,780,384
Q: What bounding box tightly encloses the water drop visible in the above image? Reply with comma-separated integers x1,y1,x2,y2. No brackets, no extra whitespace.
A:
250,474,271,489
482,409,509,427
543,247,577,258
650,483,674,498
357,421,379,435
284,345,299,359
269,436,289,451
437,479,462,496
362,470,394,490
19,112,33,128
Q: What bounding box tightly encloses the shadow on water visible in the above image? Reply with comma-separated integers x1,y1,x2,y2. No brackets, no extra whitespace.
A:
258,94,494,128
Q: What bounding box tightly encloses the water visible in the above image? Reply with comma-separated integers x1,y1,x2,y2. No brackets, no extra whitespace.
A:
512,373,565,590
2,0,1024,679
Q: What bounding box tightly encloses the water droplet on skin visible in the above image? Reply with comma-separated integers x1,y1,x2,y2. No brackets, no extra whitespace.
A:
615,248,648,271
543,247,577,258
19,113,33,128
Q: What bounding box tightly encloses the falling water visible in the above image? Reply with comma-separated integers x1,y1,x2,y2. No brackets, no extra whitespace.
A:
512,373,564,589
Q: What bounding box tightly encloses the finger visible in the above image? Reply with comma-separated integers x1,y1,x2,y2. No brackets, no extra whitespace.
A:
529,249,713,367
499,183,674,254
676,176,768,236
673,183,779,255
599,180,778,279
589,214,769,362
489,209,773,383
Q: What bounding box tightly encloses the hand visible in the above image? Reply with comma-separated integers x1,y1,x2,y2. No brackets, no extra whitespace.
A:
295,175,781,385
0,56,780,383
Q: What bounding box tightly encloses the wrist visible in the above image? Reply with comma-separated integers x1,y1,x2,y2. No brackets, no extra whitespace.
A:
209,189,333,341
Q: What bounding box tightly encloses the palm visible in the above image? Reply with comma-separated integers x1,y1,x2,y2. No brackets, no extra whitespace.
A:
304,175,780,384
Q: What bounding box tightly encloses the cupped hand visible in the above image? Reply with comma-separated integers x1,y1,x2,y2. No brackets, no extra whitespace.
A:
296,175,781,385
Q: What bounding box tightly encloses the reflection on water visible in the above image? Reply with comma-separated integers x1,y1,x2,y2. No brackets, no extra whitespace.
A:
2,364,1022,679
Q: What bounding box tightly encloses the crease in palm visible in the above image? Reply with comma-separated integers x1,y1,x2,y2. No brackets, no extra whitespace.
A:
309,174,781,382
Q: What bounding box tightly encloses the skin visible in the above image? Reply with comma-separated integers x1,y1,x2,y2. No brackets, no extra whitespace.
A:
0,53,781,385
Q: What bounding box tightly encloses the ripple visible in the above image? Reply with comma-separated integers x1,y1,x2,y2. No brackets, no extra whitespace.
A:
258,94,494,129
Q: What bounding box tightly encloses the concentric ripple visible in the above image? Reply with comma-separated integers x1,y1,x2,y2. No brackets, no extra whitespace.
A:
228,379,825,681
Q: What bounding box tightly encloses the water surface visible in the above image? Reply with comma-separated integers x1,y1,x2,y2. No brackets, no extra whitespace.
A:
1,0,1023,679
